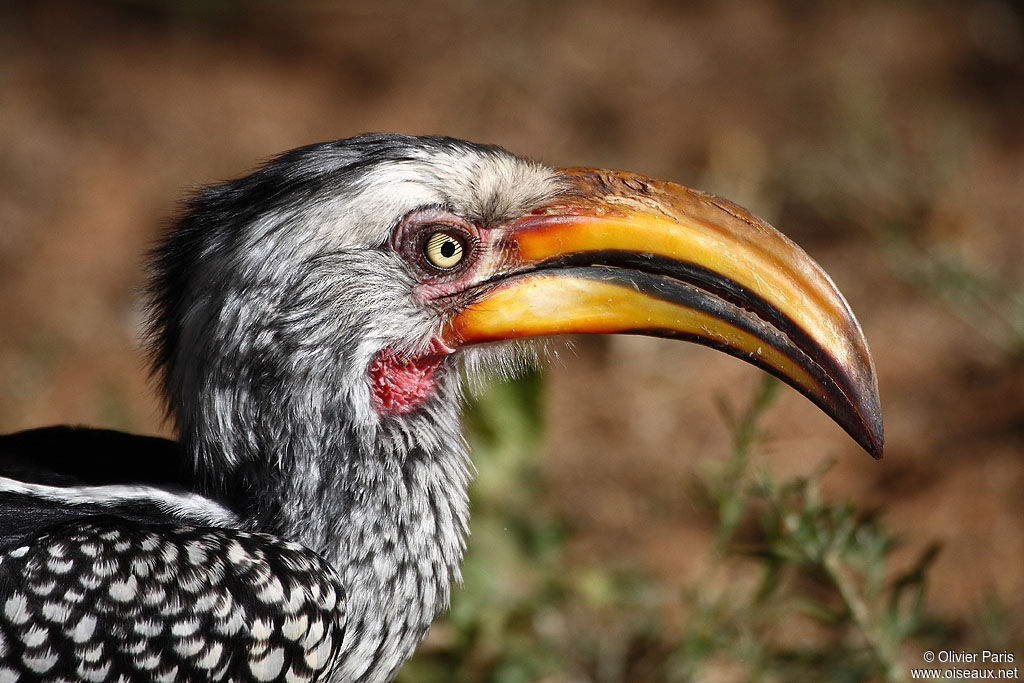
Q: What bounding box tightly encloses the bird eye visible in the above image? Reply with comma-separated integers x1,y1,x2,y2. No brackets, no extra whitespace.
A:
423,231,466,270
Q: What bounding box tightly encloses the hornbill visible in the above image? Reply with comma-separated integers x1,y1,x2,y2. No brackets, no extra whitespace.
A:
0,134,882,681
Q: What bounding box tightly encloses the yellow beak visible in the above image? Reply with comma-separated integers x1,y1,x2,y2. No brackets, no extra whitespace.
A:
444,168,883,459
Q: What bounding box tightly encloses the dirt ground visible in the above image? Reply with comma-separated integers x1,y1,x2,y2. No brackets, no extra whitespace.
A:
1,0,1022,669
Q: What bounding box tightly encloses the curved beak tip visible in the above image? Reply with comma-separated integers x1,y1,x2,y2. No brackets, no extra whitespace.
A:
860,395,885,460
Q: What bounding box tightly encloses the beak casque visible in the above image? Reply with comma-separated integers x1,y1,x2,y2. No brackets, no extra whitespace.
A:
444,168,883,459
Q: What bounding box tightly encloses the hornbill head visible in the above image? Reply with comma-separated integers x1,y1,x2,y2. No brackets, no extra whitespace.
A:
150,133,881,502
138,133,884,680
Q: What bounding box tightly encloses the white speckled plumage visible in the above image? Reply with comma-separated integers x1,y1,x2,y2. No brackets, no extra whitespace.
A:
0,521,346,681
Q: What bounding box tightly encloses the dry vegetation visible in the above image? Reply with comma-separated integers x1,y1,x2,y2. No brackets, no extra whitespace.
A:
1,1,1022,679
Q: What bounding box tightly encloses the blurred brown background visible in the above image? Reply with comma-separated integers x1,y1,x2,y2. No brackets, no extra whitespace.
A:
1,0,1022,675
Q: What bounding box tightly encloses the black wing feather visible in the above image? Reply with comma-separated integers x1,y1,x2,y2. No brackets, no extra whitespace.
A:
0,427,188,489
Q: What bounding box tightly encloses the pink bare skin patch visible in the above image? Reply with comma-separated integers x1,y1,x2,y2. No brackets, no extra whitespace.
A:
370,339,454,415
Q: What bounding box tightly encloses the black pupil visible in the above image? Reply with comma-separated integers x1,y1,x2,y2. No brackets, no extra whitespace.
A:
440,239,457,258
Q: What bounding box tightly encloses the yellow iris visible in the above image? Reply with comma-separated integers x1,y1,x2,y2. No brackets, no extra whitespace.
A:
424,232,465,269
